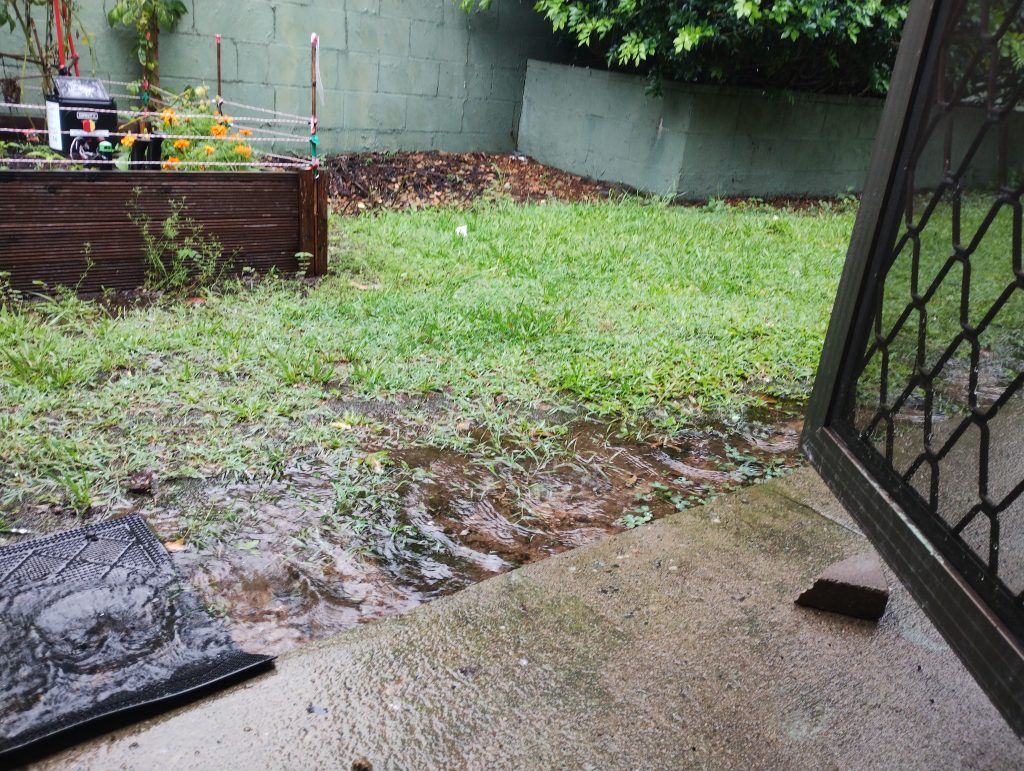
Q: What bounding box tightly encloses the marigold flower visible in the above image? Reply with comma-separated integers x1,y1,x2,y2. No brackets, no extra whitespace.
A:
160,109,178,126
239,128,253,137
204,144,216,156
217,114,233,125
120,134,137,148
173,138,191,151
210,124,228,138
233,144,253,159
162,156,181,170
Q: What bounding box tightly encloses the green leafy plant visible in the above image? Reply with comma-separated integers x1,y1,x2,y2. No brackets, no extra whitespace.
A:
128,190,233,292
460,0,908,95
113,85,258,171
617,504,654,529
106,0,188,94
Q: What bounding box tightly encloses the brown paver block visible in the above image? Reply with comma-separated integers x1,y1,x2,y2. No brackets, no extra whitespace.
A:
796,551,890,621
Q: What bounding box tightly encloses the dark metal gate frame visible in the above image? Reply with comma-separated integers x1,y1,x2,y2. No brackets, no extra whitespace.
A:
803,0,1024,735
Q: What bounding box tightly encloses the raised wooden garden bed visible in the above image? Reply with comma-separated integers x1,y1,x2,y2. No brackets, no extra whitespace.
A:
0,168,328,294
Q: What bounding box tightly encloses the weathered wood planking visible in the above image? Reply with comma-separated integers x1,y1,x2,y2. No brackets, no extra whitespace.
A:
0,169,327,293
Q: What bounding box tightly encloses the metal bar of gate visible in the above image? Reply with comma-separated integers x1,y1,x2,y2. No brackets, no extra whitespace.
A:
803,0,1024,735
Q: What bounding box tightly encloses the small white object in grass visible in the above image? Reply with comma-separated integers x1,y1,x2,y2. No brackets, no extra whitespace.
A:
456,225,469,238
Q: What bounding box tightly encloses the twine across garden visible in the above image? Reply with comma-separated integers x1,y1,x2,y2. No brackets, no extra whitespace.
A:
0,33,328,294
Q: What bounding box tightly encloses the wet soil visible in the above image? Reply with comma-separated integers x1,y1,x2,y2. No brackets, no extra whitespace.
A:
64,409,806,657
325,150,852,215
327,151,620,214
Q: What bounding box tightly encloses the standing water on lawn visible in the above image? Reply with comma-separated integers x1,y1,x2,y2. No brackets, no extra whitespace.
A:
127,405,803,655
0,194,855,654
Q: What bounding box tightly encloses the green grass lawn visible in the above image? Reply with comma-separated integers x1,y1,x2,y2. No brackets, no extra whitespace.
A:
0,197,855,519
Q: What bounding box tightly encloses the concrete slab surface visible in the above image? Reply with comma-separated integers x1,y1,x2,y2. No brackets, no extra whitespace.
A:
29,469,1024,770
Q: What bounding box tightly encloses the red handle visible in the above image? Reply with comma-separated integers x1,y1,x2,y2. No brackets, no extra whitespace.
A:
52,0,66,72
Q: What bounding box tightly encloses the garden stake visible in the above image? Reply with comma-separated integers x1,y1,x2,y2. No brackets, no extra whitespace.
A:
61,0,79,76
50,0,66,73
310,32,320,176
215,34,223,116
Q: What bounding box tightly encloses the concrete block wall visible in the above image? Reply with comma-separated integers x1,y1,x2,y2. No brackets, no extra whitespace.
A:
0,1,566,153
518,60,886,198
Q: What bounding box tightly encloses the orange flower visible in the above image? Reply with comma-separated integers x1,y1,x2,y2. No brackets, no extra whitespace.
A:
160,109,178,126
210,124,228,138
173,138,191,151
162,156,181,170
120,133,137,148
233,144,252,159
204,144,216,156
216,114,233,125
239,128,253,137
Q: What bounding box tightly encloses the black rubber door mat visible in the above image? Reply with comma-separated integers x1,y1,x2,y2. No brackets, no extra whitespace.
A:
0,515,273,760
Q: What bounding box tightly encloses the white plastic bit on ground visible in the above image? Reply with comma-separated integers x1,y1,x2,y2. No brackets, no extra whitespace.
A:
456,225,469,238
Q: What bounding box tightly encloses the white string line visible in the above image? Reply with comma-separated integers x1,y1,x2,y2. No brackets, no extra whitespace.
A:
99,79,178,97
0,156,312,170
97,83,313,127
243,124,308,141
262,150,311,165
0,125,308,144
104,91,313,129
1,102,311,126
218,97,309,124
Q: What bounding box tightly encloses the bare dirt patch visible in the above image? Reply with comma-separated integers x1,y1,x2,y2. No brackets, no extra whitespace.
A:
327,151,619,214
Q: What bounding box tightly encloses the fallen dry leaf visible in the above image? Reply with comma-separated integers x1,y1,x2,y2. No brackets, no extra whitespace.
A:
164,539,187,553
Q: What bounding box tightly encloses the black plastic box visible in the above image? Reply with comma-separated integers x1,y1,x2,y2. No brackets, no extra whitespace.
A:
45,76,118,158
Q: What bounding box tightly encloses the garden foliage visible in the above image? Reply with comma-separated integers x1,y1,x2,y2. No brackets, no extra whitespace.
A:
106,0,187,91
461,0,908,95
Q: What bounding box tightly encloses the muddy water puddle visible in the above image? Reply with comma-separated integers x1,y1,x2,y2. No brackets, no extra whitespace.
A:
98,414,802,656
6,411,798,651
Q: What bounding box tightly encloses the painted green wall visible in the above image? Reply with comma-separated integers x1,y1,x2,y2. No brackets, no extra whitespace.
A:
0,1,566,153
518,60,886,198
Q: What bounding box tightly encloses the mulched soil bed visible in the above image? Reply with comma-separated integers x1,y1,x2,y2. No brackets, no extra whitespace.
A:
326,151,620,214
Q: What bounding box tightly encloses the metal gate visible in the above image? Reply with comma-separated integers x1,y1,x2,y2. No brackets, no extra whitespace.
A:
804,0,1024,734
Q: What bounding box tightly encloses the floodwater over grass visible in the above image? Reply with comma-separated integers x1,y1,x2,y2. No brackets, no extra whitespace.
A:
0,196,855,653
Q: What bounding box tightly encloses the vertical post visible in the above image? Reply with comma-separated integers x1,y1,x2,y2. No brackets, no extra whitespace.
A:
51,0,66,73
308,32,325,276
297,168,328,276
310,33,321,171
62,1,79,76
215,34,223,116
314,170,329,276
298,168,316,267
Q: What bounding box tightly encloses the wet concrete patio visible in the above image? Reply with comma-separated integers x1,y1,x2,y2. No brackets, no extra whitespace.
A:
32,468,1024,770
